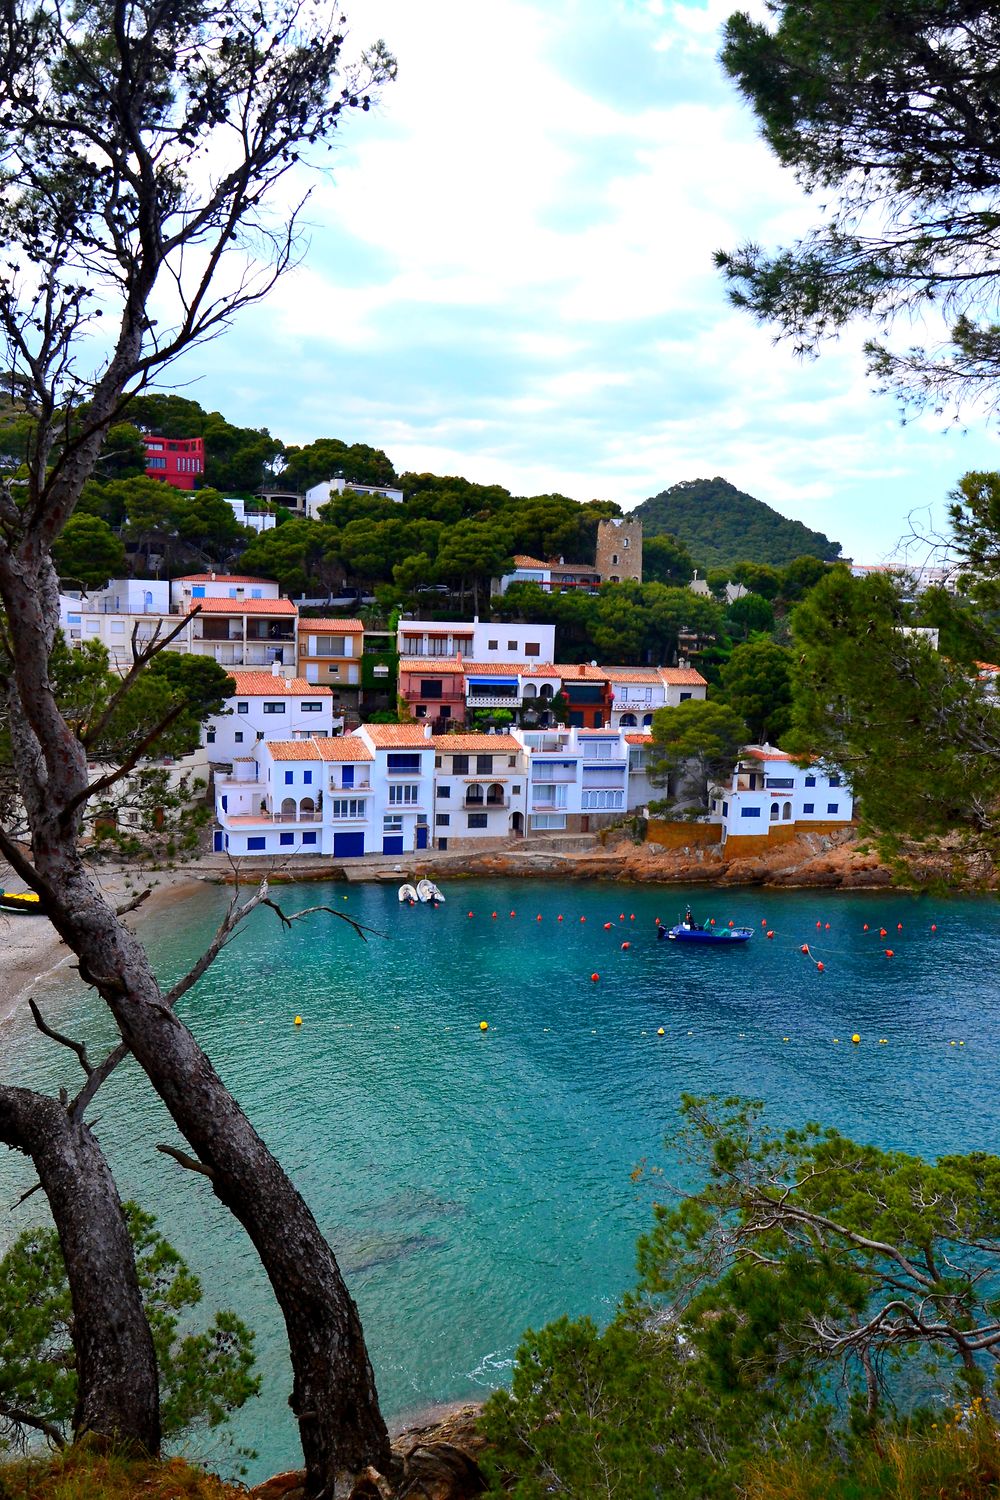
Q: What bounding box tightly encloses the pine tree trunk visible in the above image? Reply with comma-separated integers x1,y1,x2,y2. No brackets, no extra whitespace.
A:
0,551,391,1494
0,1086,160,1452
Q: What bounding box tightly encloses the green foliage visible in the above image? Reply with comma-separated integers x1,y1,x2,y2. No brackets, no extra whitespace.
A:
124,395,282,493
52,515,126,588
787,565,1000,849
0,1204,258,1453
725,591,775,639
719,640,794,743
650,698,747,807
642,531,694,586
281,438,397,494
634,478,840,568
717,0,1000,417
240,518,341,597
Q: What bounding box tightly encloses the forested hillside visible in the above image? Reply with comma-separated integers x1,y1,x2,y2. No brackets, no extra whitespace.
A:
634,477,841,567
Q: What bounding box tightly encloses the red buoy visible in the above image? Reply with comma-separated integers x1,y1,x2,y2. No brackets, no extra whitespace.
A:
879,928,887,937
491,912,497,919
621,941,630,951
897,923,903,931
603,922,613,930
863,923,869,931
590,972,599,982
580,916,586,923
824,923,830,930
557,915,564,922
709,918,716,926
766,930,774,939
728,920,734,928
467,911,473,918
885,949,894,958
816,921,822,929
800,944,809,954
817,962,825,972
931,923,937,932
510,910,516,918
536,914,542,921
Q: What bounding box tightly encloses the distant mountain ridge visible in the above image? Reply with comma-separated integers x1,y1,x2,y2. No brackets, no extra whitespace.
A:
632,477,841,569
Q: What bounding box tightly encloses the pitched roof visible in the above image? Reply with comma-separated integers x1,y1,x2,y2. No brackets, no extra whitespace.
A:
430,734,522,752
176,573,274,584
625,733,654,745
660,667,708,686
228,672,332,697
398,657,466,674
555,663,608,680
604,667,664,684
548,561,600,576
185,597,297,615
463,660,533,676
742,746,795,763
300,618,365,633
510,555,550,569
264,736,373,762
359,724,432,748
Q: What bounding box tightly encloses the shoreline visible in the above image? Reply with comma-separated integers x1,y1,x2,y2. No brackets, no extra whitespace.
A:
0,867,206,1023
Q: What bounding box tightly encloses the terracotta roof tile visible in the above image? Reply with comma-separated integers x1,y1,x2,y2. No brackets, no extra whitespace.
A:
605,667,664,684
228,672,332,697
554,663,607,680
359,724,433,748
184,597,297,615
299,618,365,633
398,657,466,674
625,733,654,745
175,573,274,584
659,667,708,686
264,736,373,762
510,555,550,569
430,735,522,752
742,746,795,763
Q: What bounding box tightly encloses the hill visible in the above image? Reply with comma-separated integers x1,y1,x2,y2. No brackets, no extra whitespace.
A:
632,477,841,569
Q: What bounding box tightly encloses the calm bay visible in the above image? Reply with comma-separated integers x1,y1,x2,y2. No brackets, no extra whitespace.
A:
1,878,997,1479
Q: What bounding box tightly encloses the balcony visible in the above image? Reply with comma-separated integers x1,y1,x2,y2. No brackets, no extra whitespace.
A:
464,795,509,810
531,770,576,783
466,691,520,709
225,812,321,827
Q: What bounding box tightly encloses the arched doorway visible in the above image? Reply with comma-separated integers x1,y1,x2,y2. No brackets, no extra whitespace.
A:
280,797,296,820
770,802,779,822
300,796,315,819
782,801,792,820
511,811,524,836
620,713,637,727
487,783,504,806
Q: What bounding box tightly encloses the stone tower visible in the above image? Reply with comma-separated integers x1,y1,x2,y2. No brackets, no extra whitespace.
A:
595,517,642,584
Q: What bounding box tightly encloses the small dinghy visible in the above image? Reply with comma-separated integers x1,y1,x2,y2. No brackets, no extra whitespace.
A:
416,879,445,906
398,883,419,906
0,890,44,915
658,906,752,946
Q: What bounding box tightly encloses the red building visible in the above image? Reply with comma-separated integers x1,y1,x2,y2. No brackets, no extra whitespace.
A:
143,434,204,490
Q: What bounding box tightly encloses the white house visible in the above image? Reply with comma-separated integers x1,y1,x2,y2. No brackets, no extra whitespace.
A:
204,671,335,766
305,475,404,517
354,723,436,855
181,595,299,670
223,497,277,534
708,745,854,845
170,573,282,608
213,735,375,857
396,618,556,663
59,586,183,672
625,734,656,811
514,725,630,833
606,666,708,731
431,734,527,849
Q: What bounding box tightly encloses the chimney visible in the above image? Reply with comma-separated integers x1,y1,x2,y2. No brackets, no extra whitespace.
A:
423,723,433,739
271,660,281,676
211,572,216,581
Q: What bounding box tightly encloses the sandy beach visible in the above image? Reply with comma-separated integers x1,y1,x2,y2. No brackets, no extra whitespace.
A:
0,864,205,1023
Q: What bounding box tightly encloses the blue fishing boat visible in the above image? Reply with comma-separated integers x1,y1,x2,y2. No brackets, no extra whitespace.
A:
659,908,753,946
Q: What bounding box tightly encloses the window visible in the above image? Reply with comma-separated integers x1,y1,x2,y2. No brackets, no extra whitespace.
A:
415,705,427,718
248,836,266,850
722,801,729,815
827,802,839,815
524,642,540,656
828,774,841,787
437,837,448,850
440,705,451,719
331,799,365,818
581,790,624,810
476,755,493,774
206,728,216,743
383,815,403,832
302,702,323,712
147,456,166,468
110,620,125,634
342,766,354,788
434,755,442,768
237,702,249,714
234,732,244,744
388,783,419,805
531,813,566,830
303,771,313,785
284,771,294,785
468,812,488,829
263,702,286,714
452,754,469,774
679,692,691,701
280,832,294,847
438,785,450,798
623,536,629,549
314,637,346,656
257,731,264,741
302,832,317,845
68,613,81,624
487,639,498,650
436,813,450,827
803,802,814,814
420,680,443,699
507,640,517,651
804,775,816,787
611,553,618,566
740,807,761,818
387,753,421,772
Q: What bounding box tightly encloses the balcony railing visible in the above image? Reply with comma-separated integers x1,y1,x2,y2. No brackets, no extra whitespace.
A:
466,692,520,708
464,796,509,810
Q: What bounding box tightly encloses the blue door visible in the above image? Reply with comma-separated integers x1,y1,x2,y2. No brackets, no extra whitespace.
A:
416,825,429,850
382,836,404,855
334,831,365,858
213,830,224,853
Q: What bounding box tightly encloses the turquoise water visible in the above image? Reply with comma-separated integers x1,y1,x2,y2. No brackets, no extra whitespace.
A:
1,880,999,1478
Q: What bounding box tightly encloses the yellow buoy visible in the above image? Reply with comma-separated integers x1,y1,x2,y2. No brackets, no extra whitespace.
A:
480,1021,489,1031
294,1016,302,1026
852,1033,861,1044
657,1027,665,1036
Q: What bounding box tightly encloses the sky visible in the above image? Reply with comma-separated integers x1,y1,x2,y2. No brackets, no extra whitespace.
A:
169,0,1000,563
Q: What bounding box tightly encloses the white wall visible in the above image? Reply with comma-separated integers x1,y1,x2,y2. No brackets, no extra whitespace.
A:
204,686,334,764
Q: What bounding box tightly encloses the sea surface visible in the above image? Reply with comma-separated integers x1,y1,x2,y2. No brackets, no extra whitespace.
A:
1,879,998,1478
